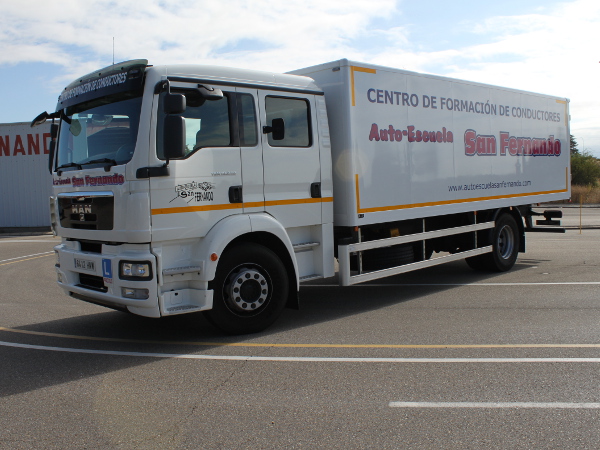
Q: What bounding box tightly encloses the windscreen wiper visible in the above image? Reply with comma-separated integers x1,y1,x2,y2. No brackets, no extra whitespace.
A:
80,158,118,172
56,162,82,176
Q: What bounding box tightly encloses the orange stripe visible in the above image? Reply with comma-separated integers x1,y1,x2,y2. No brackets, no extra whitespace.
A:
357,189,569,214
556,99,569,127
152,197,333,216
242,201,265,209
265,197,333,207
355,173,361,211
355,170,569,214
351,66,377,107
152,203,243,215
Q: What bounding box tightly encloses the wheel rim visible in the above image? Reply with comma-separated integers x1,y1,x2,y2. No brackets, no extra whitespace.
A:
223,265,270,315
497,224,515,260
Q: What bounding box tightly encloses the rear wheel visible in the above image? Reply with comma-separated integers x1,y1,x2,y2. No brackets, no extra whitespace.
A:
467,213,520,272
205,243,289,335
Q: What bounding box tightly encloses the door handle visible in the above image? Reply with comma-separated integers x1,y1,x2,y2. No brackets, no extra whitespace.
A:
310,182,321,199
229,185,243,203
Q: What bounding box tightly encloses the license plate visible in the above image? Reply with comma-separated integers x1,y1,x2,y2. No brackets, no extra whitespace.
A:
74,258,95,271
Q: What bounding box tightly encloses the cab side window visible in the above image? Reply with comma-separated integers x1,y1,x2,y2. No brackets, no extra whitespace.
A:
185,96,231,151
157,90,258,159
265,96,311,147
238,94,258,147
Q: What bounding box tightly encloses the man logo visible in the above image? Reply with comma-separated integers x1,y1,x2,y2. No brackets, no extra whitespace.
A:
72,205,92,214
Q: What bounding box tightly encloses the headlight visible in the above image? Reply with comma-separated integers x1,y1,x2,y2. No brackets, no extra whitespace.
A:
119,261,152,280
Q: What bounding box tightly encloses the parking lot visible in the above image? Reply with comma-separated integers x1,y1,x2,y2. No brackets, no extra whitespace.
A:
1,207,599,449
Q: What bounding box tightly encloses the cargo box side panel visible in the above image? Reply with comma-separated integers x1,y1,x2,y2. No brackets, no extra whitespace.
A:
387,71,456,213
452,81,570,207
454,82,515,198
349,66,412,224
343,63,463,226
342,63,568,226
295,60,569,227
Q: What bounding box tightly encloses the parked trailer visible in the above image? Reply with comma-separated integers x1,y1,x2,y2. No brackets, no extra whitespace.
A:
33,59,570,334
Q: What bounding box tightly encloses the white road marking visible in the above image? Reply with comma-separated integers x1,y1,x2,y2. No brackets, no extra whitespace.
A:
0,240,56,243
389,401,600,409
0,252,54,263
305,281,600,287
3,326,600,349
2,341,600,363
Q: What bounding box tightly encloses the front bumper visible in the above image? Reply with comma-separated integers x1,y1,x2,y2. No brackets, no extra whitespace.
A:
55,241,162,317
55,240,213,317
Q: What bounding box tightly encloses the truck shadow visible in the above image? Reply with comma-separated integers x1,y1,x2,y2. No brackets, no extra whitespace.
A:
1,259,537,398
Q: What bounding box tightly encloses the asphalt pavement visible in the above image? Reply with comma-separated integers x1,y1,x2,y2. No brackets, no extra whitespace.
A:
1,208,599,449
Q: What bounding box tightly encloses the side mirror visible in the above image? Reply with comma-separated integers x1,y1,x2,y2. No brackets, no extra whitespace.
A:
163,115,186,160
31,110,59,128
263,118,285,141
162,92,186,160
48,123,59,174
271,118,285,141
31,111,49,127
164,93,186,114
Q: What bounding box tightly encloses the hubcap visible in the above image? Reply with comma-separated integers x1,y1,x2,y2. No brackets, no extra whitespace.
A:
497,225,515,259
224,266,269,313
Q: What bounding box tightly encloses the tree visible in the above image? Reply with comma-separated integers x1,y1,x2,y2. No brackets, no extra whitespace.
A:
570,134,579,154
571,151,600,186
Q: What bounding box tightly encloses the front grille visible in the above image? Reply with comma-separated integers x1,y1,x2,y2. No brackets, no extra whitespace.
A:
78,273,108,292
58,195,114,230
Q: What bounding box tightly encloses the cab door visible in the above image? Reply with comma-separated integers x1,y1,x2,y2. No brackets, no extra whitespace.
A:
149,84,244,241
256,91,322,228
234,88,264,214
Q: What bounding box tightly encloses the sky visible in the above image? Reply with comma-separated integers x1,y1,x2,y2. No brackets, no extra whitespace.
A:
1,0,598,155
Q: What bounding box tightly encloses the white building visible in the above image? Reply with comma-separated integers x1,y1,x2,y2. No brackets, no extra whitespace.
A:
0,122,52,229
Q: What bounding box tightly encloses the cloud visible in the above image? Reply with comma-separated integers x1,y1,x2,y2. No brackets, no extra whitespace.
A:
373,0,600,153
459,1,600,152
2,0,598,153
0,0,396,72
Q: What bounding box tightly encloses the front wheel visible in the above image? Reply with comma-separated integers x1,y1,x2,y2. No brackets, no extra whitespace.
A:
467,213,520,272
205,243,289,335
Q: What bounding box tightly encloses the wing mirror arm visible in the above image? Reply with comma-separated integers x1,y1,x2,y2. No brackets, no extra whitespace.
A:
31,111,60,174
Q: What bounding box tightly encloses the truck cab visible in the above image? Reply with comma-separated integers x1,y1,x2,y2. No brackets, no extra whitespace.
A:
47,60,334,334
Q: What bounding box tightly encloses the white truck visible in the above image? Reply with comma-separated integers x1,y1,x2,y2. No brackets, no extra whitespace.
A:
33,59,570,334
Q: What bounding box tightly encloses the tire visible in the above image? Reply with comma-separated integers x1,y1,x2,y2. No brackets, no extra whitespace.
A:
468,213,520,272
205,243,289,335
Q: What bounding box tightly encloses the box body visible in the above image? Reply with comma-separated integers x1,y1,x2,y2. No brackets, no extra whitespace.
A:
291,60,570,227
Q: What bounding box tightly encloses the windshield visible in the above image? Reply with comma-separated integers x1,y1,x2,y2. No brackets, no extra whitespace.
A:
56,95,143,170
